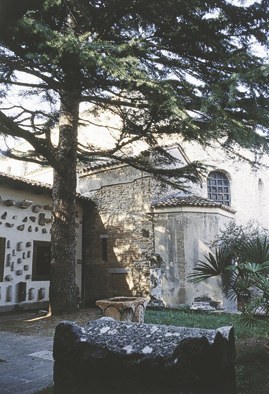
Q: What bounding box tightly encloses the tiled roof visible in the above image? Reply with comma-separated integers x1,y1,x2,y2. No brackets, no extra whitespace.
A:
0,171,52,191
0,172,92,203
152,193,235,213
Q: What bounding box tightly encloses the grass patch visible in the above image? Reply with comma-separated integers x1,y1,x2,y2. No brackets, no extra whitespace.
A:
145,308,269,339
145,308,269,394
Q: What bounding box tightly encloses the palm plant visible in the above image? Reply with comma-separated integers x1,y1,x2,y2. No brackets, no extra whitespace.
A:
189,236,269,325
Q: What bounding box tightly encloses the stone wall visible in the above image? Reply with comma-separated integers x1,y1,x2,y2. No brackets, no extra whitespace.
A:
0,184,83,311
80,166,156,304
53,318,236,394
79,164,235,308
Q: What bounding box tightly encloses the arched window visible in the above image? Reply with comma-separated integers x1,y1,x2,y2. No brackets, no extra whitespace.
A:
207,171,230,206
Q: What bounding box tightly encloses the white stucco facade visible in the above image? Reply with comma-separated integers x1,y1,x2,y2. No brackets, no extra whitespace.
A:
0,175,84,312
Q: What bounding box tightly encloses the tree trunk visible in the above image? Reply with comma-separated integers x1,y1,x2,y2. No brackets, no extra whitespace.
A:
50,90,80,315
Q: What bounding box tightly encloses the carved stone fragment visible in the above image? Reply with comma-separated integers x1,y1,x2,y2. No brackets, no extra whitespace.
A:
26,242,31,247
32,205,41,213
5,275,13,282
21,200,33,209
38,213,46,226
42,228,47,234
28,226,32,232
22,217,28,222
1,212,7,220
38,288,45,300
5,223,14,228
29,288,35,300
24,265,29,271
25,274,31,280
17,242,23,251
17,224,25,231
17,258,22,264
29,216,36,222
16,270,23,276
6,285,12,302
5,200,15,207
44,204,52,211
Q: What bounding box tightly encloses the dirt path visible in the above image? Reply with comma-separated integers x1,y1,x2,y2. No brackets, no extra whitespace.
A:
0,307,101,337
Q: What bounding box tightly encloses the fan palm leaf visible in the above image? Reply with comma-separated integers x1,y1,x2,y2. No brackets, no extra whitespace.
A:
188,247,229,283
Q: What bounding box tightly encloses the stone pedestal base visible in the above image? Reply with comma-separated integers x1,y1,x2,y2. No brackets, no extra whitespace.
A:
96,296,148,323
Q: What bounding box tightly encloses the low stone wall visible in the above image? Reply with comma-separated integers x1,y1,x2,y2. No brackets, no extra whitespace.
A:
53,318,236,394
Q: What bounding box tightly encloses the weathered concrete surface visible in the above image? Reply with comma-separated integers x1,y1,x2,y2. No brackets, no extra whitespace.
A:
53,317,236,394
96,296,148,322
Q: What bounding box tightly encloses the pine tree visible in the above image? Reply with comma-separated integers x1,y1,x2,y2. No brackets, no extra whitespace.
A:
0,0,268,314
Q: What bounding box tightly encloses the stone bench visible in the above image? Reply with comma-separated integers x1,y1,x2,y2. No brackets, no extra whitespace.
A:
53,318,236,394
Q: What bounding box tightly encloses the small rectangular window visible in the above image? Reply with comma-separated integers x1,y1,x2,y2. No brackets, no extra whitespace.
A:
100,235,108,262
0,237,6,281
32,241,51,281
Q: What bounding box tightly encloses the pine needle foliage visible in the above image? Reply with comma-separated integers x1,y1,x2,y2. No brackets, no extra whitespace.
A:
0,1,269,313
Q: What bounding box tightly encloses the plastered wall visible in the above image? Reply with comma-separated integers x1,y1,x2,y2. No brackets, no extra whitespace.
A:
153,207,235,309
0,184,83,311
